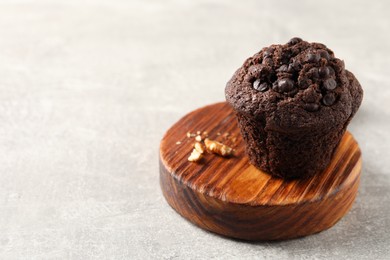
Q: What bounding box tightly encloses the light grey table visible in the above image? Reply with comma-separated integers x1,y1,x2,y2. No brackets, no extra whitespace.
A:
0,0,389,259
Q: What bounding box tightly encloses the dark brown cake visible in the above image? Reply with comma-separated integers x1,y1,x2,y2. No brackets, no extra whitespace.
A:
225,38,363,179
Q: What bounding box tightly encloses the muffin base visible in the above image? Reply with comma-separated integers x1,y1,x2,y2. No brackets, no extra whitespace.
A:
236,112,347,179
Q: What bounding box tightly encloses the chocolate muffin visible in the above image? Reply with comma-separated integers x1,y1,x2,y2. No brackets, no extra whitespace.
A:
225,38,363,179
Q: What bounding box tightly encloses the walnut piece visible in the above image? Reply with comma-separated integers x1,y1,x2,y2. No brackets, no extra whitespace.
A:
204,138,234,157
188,148,203,162
194,142,205,154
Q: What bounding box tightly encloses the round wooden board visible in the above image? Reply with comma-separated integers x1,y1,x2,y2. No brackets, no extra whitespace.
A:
159,102,361,241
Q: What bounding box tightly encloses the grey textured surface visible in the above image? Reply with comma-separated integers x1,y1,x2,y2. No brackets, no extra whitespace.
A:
0,0,389,259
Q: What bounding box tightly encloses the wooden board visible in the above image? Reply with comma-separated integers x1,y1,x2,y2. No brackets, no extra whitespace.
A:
159,102,361,241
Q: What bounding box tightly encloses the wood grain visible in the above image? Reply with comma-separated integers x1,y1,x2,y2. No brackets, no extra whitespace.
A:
159,102,361,240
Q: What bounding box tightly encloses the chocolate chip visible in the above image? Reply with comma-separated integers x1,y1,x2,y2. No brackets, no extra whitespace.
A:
304,103,319,112
309,67,319,79
299,78,311,89
328,67,335,76
323,93,336,106
272,81,279,91
262,57,274,66
306,53,320,63
288,61,301,73
258,83,269,92
277,64,289,72
253,79,269,92
263,47,274,58
323,78,337,90
253,79,261,89
286,88,298,96
318,50,331,60
277,78,295,92
288,37,302,45
319,67,330,78
287,63,295,73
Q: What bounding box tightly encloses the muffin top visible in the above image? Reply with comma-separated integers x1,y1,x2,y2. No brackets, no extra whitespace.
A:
225,38,363,131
